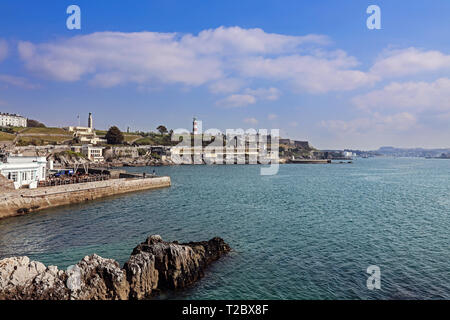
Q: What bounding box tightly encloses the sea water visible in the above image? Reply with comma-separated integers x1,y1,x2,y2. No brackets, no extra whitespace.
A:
0,158,449,299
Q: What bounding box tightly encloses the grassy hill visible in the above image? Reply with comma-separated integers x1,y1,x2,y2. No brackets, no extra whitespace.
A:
12,127,73,146
20,127,69,135
16,136,73,146
3,126,174,147
123,134,142,143
95,130,107,136
0,132,15,142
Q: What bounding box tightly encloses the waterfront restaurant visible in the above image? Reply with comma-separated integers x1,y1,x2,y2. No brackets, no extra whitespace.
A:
0,155,47,189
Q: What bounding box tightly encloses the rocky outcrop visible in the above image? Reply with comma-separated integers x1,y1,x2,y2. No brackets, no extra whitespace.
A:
128,235,231,292
124,235,231,298
0,256,68,300
123,251,159,299
0,235,230,300
67,254,130,300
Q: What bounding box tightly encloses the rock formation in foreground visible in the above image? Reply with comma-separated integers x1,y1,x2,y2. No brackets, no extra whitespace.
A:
0,235,231,300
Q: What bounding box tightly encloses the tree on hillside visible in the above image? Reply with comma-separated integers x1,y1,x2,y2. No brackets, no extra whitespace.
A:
27,119,46,128
105,126,124,145
157,125,168,135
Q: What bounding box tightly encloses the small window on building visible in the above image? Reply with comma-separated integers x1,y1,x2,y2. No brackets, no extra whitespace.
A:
10,172,18,182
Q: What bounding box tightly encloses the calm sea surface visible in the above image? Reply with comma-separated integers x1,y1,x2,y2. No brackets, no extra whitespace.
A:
0,158,449,299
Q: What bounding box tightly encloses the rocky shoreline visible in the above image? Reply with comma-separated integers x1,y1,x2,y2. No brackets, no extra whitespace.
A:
0,235,231,300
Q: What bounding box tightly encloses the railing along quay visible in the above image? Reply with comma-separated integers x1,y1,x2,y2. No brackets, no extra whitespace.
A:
38,175,110,187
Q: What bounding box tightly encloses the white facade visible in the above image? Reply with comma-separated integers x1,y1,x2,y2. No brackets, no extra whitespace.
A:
0,156,47,189
82,144,105,162
68,126,107,145
0,113,27,127
343,151,354,158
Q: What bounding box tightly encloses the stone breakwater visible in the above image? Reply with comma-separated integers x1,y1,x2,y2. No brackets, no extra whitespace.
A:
0,176,171,219
0,235,231,300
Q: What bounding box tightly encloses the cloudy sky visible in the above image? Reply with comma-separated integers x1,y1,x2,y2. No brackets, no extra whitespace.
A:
1,0,450,149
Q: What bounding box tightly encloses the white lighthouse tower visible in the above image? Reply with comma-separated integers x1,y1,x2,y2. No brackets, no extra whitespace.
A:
193,117,199,135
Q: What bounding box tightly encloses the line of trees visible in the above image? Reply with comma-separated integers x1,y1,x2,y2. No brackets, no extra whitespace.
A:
104,125,173,146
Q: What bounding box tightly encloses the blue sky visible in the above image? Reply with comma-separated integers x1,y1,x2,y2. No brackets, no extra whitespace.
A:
1,0,450,149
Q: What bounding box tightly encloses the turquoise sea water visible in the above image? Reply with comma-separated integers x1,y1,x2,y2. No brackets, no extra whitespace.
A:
0,158,449,299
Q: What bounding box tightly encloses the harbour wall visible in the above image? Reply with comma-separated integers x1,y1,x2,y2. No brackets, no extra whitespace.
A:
0,176,171,219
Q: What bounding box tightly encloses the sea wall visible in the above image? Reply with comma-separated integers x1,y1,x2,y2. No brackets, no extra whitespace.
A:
0,176,171,219
0,235,231,300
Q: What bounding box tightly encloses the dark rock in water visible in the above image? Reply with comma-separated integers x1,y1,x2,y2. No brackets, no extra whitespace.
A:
0,235,230,300
129,235,231,291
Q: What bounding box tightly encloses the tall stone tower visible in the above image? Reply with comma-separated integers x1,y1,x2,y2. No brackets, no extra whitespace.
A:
88,113,93,130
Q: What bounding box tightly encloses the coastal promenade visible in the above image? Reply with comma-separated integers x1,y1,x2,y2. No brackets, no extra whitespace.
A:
0,176,171,219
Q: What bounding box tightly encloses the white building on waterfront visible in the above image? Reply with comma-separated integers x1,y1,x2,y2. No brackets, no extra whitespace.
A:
0,112,27,127
0,155,47,189
81,144,105,162
342,151,355,158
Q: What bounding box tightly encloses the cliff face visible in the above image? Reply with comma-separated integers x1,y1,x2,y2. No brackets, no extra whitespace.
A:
0,235,231,300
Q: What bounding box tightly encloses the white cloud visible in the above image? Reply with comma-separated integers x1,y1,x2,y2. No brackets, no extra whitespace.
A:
20,29,450,99
0,74,36,89
336,77,450,142
267,113,278,120
216,87,281,107
17,27,374,94
238,54,377,93
243,117,258,125
180,26,329,55
18,32,224,86
243,87,281,101
321,112,417,134
371,48,450,78
216,94,256,108
208,78,246,94
352,78,450,112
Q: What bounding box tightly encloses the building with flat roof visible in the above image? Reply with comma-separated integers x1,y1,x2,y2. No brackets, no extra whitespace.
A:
67,113,106,145
0,112,27,128
81,144,105,163
0,155,47,189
